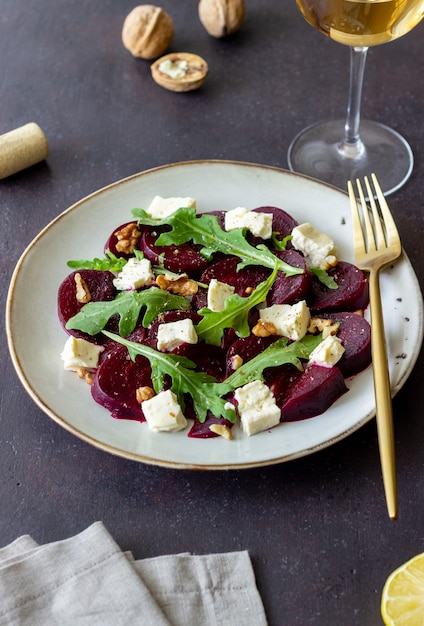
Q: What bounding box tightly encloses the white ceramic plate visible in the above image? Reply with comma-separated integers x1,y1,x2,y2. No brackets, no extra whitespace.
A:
6,161,423,469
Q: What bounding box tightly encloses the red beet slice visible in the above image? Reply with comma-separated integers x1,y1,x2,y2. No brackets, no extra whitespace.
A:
245,206,299,248
281,364,348,422
196,257,270,297
264,363,304,407
226,335,278,376
269,250,312,304
310,261,369,313
254,206,299,235
91,346,152,421
188,414,234,439
320,312,371,377
140,226,209,276
57,270,117,341
174,342,227,381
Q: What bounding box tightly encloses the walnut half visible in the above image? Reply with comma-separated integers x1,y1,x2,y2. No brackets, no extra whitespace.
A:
156,273,198,296
151,52,208,92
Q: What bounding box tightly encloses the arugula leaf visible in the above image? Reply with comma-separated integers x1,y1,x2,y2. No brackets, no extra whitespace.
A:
271,232,292,251
225,334,323,388
67,250,128,272
195,267,278,345
132,207,303,276
65,287,191,337
310,266,338,289
102,332,235,423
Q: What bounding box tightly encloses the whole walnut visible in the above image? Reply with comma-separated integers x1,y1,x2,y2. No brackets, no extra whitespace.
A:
122,5,174,60
198,0,245,38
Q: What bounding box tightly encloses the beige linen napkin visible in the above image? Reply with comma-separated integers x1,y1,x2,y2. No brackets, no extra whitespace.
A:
0,522,267,626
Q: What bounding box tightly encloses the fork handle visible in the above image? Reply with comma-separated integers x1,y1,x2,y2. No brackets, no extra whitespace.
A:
369,269,398,520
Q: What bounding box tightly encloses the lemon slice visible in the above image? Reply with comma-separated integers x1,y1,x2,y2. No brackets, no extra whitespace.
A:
381,552,424,625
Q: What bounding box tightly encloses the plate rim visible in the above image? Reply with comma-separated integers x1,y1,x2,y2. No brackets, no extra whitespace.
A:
6,159,424,469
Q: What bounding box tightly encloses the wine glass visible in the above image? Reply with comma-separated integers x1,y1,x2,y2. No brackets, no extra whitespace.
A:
287,0,424,195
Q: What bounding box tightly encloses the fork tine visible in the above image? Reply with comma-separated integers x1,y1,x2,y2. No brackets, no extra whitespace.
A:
356,178,378,254
370,173,402,250
348,180,367,257
364,176,386,251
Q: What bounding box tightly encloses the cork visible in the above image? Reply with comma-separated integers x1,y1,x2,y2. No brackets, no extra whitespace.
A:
0,122,49,180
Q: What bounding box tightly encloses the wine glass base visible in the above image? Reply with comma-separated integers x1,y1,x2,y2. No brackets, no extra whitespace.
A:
287,119,413,196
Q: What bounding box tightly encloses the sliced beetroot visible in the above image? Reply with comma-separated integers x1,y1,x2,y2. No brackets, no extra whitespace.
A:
91,346,152,421
320,312,371,377
58,270,116,341
226,335,278,376
264,363,304,406
101,325,148,356
281,364,348,422
174,342,227,382
188,414,234,439
140,226,209,276
246,206,299,248
104,221,143,258
269,250,312,305
191,286,208,311
195,257,270,297
254,206,299,236
309,261,369,313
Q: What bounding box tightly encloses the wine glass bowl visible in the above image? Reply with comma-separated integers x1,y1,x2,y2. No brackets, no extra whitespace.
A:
288,0,424,195
296,0,423,46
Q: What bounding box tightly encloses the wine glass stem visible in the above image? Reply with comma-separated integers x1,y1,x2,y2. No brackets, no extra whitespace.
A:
339,46,369,159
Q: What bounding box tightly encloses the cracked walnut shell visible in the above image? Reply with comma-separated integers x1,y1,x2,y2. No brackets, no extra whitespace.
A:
122,5,174,60
198,0,245,38
151,53,208,92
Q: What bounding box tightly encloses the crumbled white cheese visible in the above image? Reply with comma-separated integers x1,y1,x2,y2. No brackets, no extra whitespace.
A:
158,59,189,79
142,389,187,432
308,335,345,368
113,258,154,290
224,207,273,239
291,223,337,269
157,318,198,352
235,380,281,436
146,195,196,219
61,336,103,371
207,279,235,312
259,300,310,341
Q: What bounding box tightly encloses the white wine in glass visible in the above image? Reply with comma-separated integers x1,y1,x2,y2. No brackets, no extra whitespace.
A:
288,0,424,194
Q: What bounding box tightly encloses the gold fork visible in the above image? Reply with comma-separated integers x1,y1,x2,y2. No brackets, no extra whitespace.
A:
347,174,402,520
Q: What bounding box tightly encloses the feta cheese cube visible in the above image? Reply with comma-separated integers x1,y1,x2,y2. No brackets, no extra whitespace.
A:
224,207,273,239
259,300,310,341
291,223,337,269
146,196,196,219
207,279,235,312
308,335,345,368
113,258,154,290
234,380,281,436
61,336,103,371
157,318,198,352
142,390,187,432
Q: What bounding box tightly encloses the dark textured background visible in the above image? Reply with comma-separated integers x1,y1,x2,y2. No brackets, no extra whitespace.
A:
1,1,423,624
